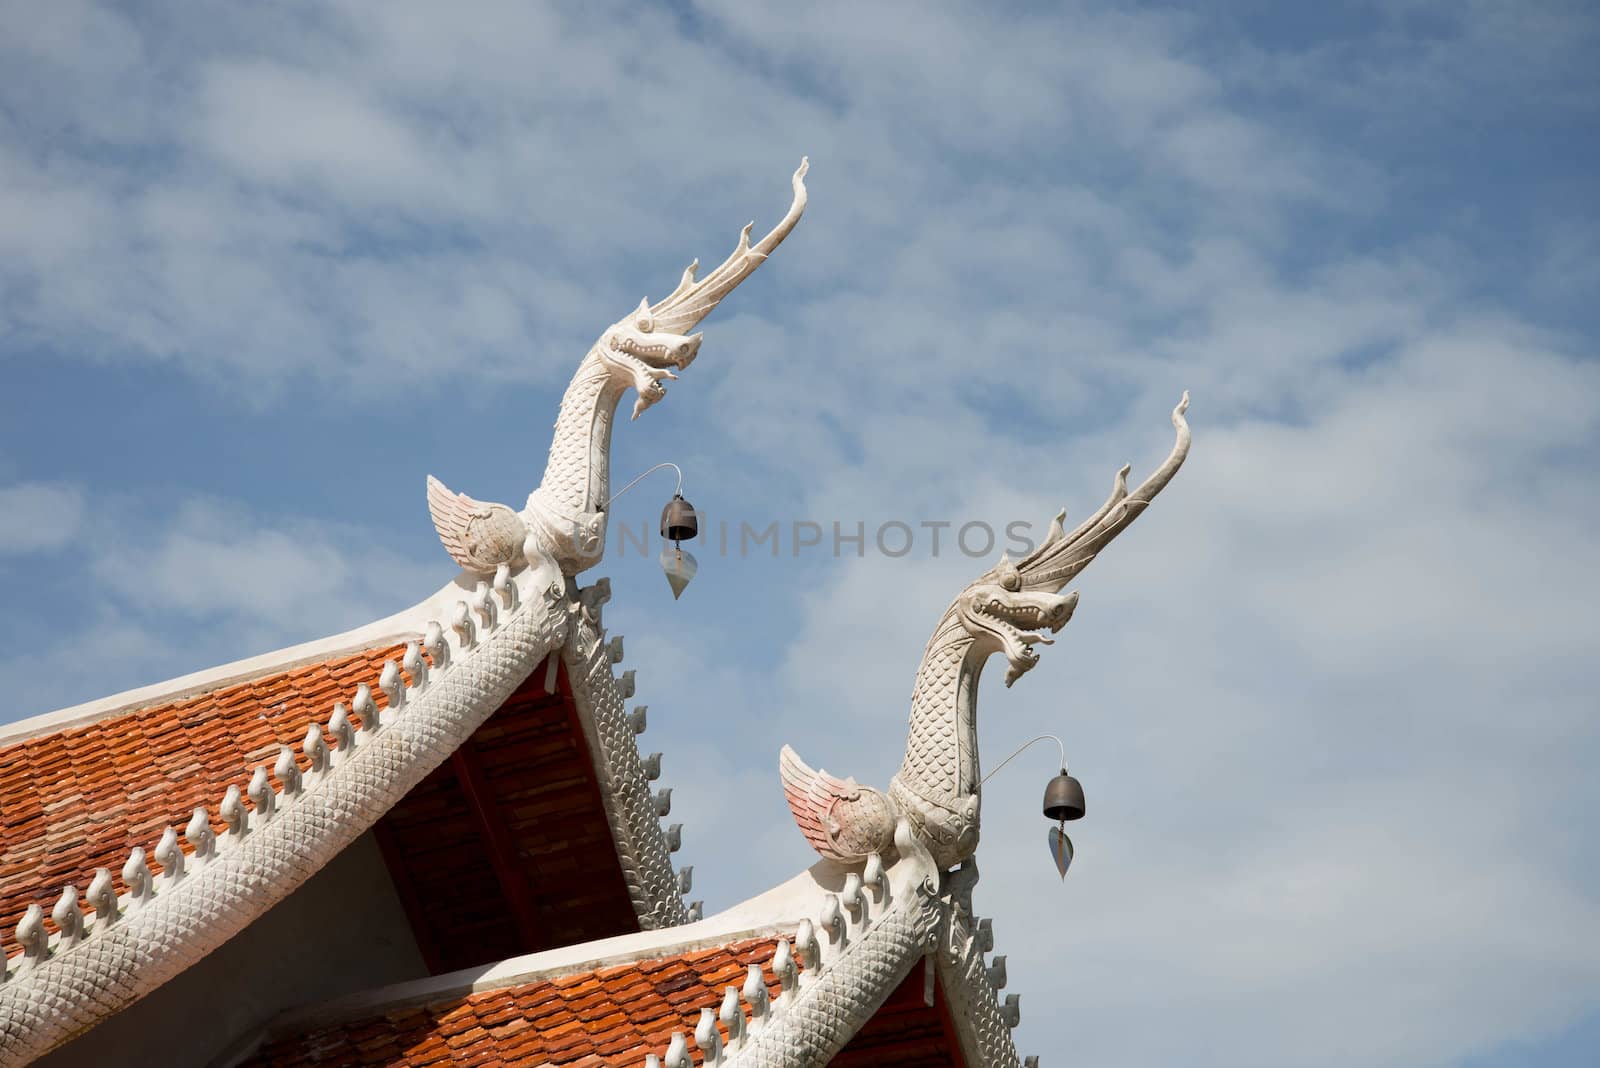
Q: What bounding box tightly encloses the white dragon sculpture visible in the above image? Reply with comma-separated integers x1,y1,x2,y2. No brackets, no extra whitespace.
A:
781,393,1191,869
0,162,810,1067
428,159,809,577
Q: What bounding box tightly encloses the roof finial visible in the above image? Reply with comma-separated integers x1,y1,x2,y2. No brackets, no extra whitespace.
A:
742,964,770,1032
248,767,276,822
403,641,429,692
352,684,380,733
121,848,153,910
85,868,118,927
50,887,83,951
275,746,303,796
422,621,450,672
378,662,404,714
221,785,248,837
154,827,184,887
694,1008,723,1066
185,807,216,862
13,905,45,973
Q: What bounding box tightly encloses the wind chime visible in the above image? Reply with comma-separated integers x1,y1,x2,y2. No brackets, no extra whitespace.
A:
1042,765,1086,879
986,734,1087,879
608,462,701,599
658,493,699,599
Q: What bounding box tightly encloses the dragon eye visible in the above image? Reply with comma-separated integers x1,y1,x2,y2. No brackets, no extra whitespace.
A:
635,316,654,333
1001,571,1021,591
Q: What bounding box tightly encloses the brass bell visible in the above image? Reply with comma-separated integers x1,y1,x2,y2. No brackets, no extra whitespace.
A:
659,494,698,543
1042,770,1085,822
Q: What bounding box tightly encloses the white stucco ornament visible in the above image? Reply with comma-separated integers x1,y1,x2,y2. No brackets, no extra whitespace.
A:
0,161,772,1062
427,159,810,578
782,395,1191,869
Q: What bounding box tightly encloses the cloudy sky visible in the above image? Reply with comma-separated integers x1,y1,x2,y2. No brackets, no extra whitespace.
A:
3,1,1597,1064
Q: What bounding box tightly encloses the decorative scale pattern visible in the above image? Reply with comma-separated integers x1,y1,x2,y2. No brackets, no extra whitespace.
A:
885,615,984,869
536,356,618,516
937,909,1021,1068
563,610,687,931
723,884,934,1067
898,619,971,811
0,643,407,948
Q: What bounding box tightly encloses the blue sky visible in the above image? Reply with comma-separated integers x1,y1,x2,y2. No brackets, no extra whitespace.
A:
2,2,1597,1065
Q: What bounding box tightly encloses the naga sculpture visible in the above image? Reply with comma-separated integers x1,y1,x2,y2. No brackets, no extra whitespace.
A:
0,162,811,1067
428,159,810,577
782,394,1191,869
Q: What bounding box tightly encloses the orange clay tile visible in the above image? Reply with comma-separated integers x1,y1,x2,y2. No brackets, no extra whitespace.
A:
0,642,408,955
247,943,970,1068
243,938,783,1068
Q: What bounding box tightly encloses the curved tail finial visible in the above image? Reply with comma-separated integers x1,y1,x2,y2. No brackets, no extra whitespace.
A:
1014,391,1190,593
649,158,809,335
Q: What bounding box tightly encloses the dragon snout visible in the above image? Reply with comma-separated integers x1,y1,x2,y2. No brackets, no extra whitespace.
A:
1047,591,1079,631
675,332,703,368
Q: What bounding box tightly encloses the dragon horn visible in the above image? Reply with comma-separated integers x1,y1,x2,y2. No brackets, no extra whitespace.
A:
1018,392,1191,592
649,158,809,335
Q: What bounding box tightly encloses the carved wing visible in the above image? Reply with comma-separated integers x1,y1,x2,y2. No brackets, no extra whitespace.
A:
425,475,527,574
779,745,895,862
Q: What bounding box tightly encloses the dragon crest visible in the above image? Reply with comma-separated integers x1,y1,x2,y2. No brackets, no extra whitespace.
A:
782,393,1191,869
428,159,809,576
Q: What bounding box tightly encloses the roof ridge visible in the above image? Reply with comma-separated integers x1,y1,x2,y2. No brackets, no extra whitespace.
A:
647,852,895,1068
0,564,551,1062
0,572,493,748
935,862,1038,1068
650,836,1040,1068
561,578,696,930
242,856,860,1048
245,849,917,1068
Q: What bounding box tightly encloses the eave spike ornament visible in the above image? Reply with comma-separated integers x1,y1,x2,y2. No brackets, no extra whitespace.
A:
781,394,1191,870
426,159,809,578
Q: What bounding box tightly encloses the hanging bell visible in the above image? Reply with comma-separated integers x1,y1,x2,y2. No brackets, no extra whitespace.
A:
659,495,699,543
1042,770,1085,822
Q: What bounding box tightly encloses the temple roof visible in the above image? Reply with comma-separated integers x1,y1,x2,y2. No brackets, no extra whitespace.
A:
0,566,1034,1068
0,642,406,951
245,942,976,1068
0,566,695,1063
227,852,1029,1068
0,158,1045,1066
243,937,780,1067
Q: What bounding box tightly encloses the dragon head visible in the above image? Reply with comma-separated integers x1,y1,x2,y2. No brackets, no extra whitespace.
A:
957,556,1081,687
596,300,704,420
957,393,1192,687
597,158,809,420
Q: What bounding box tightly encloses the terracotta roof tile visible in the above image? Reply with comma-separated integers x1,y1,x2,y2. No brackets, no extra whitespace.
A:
250,942,972,1068
244,937,790,1067
0,643,409,955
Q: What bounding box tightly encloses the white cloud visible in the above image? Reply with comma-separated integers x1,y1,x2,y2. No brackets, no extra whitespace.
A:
608,250,1600,1067
91,498,426,635
2,2,1597,1065
5,493,438,716
0,482,85,552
